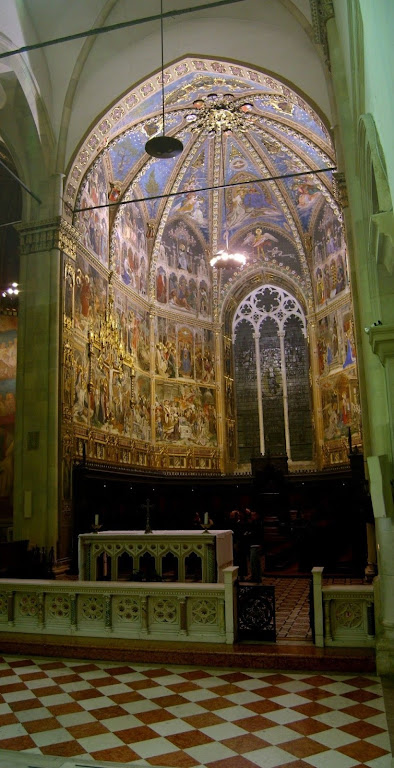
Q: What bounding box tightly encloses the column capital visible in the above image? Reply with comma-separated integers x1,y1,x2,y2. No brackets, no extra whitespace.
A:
16,217,80,258
369,324,394,366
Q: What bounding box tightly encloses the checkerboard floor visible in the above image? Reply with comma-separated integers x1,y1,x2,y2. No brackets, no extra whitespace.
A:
0,655,391,767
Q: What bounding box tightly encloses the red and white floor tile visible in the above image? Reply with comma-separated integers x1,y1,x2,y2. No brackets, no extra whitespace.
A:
0,655,391,768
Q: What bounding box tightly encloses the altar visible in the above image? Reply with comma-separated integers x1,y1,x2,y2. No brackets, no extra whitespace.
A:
78,530,233,583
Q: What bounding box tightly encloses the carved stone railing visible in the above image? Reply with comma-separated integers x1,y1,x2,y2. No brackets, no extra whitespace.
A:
0,567,238,645
312,567,375,648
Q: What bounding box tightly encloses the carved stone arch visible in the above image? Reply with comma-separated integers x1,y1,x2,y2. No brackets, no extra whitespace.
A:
220,266,310,331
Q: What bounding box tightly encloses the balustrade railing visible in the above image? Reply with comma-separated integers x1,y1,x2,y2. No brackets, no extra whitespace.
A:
312,567,375,648
0,568,238,645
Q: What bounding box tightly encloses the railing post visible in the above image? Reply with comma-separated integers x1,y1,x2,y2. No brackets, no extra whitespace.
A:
312,567,324,647
223,566,238,644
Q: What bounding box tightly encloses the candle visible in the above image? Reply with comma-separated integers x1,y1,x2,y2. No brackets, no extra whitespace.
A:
204,512,209,525
95,514,99,526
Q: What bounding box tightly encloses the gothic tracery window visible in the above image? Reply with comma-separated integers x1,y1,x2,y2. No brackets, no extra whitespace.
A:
233,285,312,463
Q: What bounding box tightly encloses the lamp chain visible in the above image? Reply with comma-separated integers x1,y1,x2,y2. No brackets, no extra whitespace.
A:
160,0,166,136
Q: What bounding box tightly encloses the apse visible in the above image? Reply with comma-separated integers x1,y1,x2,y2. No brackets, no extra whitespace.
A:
63,56,360,483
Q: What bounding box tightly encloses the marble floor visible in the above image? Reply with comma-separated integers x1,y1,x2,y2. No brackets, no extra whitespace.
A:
0,654,391,768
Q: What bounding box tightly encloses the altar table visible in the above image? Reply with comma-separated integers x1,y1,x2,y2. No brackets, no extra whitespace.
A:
78,530,233,583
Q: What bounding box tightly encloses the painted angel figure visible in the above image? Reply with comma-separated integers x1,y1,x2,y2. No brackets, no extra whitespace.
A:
243,228,278,257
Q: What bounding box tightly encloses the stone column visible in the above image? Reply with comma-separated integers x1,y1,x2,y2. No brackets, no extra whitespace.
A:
13,217,79,554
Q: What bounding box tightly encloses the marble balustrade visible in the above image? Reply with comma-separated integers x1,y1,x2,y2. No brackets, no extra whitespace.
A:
0,567,238,645
312,567,376,648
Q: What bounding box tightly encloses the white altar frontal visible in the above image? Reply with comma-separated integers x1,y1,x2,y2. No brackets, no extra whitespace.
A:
78,530,233,583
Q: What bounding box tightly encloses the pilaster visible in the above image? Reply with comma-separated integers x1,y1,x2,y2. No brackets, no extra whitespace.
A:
13,217,80,554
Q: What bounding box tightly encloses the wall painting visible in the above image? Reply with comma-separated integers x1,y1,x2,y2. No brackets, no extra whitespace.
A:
155,381,217,446
0,316,17,529
75,158,109,267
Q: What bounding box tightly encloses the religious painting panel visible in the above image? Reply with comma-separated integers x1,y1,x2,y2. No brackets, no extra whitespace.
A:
155,381,217,446
156,266,167,304
75,158,109,267
64,266,74,325
225,170,285,233
234,320,260,463
317,309,340,375
133,374,151,442
73,344,89,425
112,199,148,295
178,326,194,379
234,225,302,277
321,371,361,443
74,253,107,335
127,303,150,372
202,329,215,383
341,308,357,369
169,146,209,236
284,315,313,460
283,175,324,230
157,219,211,317
195,328,203,381
0,315,17,520
313,202,347,305
89,355,109,429
317,302,356,376
155,316,176,378
259,317,286,455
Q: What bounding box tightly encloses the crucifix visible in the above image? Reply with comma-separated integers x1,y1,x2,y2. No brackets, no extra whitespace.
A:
142,498,154,534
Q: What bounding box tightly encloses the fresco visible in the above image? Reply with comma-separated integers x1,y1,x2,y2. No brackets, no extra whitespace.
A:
73,345,89,425
321,372,361,441
233,224,302,276
75,158,109,267
168,147,209,235
112,200,148,295
155,381,217,446
342,309,357,369
133,374,151,442
317,304,356,376
74,253,107,335
0,316,17,513
283,176,324,230
313,202,347,305
155,317,215,383
224,176,285,232
156,219,211,317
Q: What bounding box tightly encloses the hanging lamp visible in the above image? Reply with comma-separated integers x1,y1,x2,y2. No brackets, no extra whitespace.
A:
145,0,183,159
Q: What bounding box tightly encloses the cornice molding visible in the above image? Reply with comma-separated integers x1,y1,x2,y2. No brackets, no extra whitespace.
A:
370,211,394,275
16,217,80,258
369,324,394,366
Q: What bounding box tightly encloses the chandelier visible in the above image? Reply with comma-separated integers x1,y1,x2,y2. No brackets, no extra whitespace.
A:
88,286,135,413
187,93,255,134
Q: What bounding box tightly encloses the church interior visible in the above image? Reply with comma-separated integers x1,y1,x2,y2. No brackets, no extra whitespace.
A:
0,0,393,765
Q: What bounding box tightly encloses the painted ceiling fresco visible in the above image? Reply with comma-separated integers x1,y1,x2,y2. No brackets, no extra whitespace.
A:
69,57,339,307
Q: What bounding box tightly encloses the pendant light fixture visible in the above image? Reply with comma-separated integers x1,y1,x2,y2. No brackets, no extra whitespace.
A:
210,130,246,268
145,0,183,159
